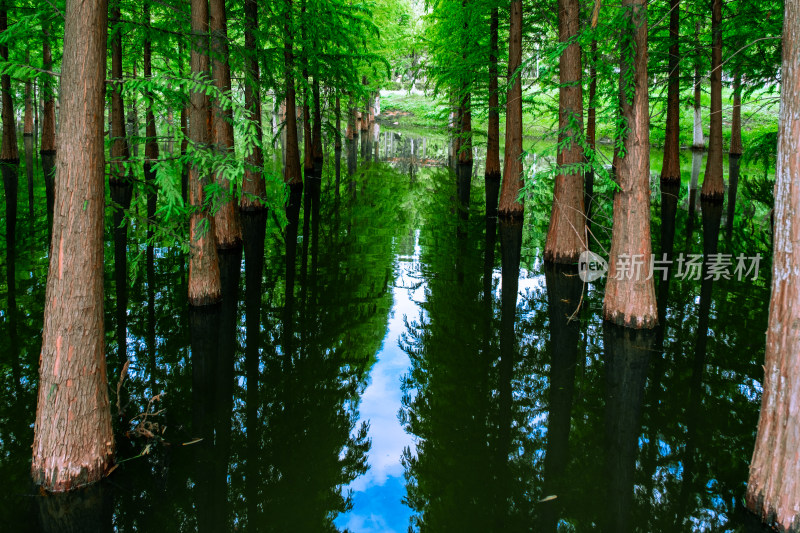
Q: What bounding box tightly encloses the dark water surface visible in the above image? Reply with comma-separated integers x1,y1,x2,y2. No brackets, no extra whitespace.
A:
0,124,776,532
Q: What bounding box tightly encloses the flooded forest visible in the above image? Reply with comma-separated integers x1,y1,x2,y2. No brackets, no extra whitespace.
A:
0,0,799,531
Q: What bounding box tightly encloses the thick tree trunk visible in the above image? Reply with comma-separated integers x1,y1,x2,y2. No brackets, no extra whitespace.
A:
602,0,657,329
660,0,681,185
746,0,800,527
31,0,113,491
241,0,265,211
544,0,586,263
701,0,724,202
210,0,242,249
498,0,524,219
585,39,597,220
284,0,302,187
486,7,500,212
188,0,222,306
727,71,743,234
41,15,56,235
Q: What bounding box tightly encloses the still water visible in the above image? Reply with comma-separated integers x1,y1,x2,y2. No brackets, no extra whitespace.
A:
0,122,776,532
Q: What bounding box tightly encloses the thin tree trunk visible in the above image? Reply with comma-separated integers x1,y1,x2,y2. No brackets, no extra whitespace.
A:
284,0,302,187
660,0,681,184
746,0,800,527
241,0,266,212
40,15,56,237
692,22,704,150
188,0,222,306
210,0,242,249
498,0,524,218
311,77,323,175
486,7,500,212
31,0,113,491
585,39,597,220
143,0,158,257
727,71,742,234
544,0,586,263
701,0,724,201
24,53,34,220
301,0,313,177
602,0,657,329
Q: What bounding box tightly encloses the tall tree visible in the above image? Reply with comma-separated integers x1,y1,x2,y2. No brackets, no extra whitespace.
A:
23,52,34,220
602,0,657,328
31,0,113,491
485,6,501,212
284,0,302,188
585,39,597,220
188,0,222,305
40,13,56,235
498,0,523,219
727,71,743,233
544,0,586,263
701,0,724,201
143,0,158,300
241,0,266,211
660,0,680,185
1,0,20,276
210,0,242,249
746,0,800,526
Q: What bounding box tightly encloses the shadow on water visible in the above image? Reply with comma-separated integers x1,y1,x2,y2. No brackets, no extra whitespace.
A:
0,122,776,532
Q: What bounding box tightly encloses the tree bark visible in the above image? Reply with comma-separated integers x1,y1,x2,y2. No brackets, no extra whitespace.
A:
498,0,523,219
544,0,586,263
24,54,34,220
284,0,302,187
486,7,501,212
746,0,800,528
40,14,56,236
585,39,597,220
31,0,114,492
727,71,742,234
692,22,704,150
241,0,266,211
210,0,242,249
660,0,681,185
188,0,222,306
311,77,323,175
602,0,657,329
143,0,158,248
701,0,724,202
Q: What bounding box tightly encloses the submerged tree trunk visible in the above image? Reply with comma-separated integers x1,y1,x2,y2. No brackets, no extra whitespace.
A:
701,0,724,202
544,0,586,263
241,0,265,212
660,0,681,185
486,7,501,212
188,0,222,306
210,0,242,249
746,0,800,527
498,0,524,219
31,0,114,491
284,0,302,188
602,0,657,329
40,15,56,237
727,71,743,234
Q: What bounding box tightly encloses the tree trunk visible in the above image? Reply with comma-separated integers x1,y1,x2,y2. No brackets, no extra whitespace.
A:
486,7,500,212
746,0,800,527
241,0,265,211
498,0,523,219
727,71,743,234
210,0,242,249
585,39,597,220
701,0,724,202
24,55,34,220
660,0,681,184
602,0,657,329
692,22,704,150
109,0,133,365
284,0,302,187
301,0,313,177
312,77,323,175
40,14,56,236
143,0,158,249
544,0,586,263
31,0,114,491
188,0,222,306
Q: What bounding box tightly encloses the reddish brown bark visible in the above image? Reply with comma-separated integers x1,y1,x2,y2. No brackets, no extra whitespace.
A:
0,5,18,163
746,0,800,528
283,0,302,186
602,0,657,329
210,0,242,249
498,0,524,219
486,7,500,184
143,0,158,241
31,0,114,491
585,39,597,218
109,0,129,186
41,14,56,233
312,77,323,174
730,72,743,156
544,0,586,263
701,0,724,202
241,0,265,211
660,0,681,184
301,0,313,176
24,52,34,219
188,0,222,306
